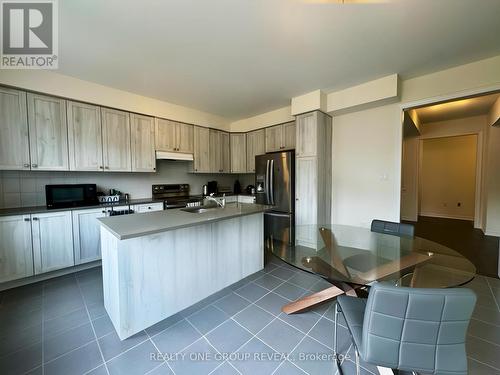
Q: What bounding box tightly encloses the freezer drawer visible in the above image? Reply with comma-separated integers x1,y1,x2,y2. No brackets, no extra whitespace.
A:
264,211,294,245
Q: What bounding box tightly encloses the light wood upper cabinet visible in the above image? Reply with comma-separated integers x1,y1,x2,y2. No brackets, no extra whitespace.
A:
72,208,106,265
296,113,317,157
27,93,69,170
0,88,30,170
155,118,177,152
230,133,247,173
282,121,296,150
101,108,131,172
131,113,156,172
32,211,74,274
246,129,265,173
193,126,210,173
176,123,194,153
221,132,230,173
156,119,194,153
265,122,295,152
0,215,33,283
209,129,231,173
209,129,222,173
265,125,283,152
67,101,103,171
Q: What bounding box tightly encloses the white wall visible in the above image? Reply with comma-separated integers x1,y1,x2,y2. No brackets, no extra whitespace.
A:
331,103,402,227
420,135,477,220
486,125,500,236
0,161,238,208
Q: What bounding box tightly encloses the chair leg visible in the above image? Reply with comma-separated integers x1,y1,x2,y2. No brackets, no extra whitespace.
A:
334,302,340,368
355,347,360,375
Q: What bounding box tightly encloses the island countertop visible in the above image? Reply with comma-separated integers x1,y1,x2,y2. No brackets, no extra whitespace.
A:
98,203,269,240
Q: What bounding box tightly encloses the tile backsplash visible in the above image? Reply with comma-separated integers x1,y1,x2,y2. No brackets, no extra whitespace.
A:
0,160,254,209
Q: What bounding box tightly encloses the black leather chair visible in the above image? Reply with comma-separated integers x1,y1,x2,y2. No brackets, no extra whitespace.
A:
371,219,415,238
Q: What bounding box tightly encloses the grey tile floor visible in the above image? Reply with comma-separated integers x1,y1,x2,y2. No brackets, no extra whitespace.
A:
0,257,499,375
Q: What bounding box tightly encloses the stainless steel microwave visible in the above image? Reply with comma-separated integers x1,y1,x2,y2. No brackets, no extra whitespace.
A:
45,184,98,209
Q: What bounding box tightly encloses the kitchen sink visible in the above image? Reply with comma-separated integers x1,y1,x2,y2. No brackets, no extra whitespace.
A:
181,204,222,213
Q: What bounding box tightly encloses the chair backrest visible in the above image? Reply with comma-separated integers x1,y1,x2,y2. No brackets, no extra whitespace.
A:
371,219,415,238
361,282,476,374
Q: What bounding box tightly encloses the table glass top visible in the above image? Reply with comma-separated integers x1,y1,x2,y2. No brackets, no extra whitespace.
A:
267,224,476,288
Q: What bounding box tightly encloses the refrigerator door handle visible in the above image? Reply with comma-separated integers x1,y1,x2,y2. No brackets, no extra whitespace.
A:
270,159,275,205
265,159,270,205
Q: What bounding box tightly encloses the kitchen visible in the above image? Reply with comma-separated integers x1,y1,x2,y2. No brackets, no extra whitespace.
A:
1,1,500,374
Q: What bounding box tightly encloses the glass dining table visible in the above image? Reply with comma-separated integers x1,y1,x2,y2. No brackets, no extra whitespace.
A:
266,224,476,314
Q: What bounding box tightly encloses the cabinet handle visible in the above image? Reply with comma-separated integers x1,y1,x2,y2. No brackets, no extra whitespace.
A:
32,164,38,168
102,210,106,213
24,163,30,168
99,166,104,169
32,217,38,221
24,218,31,222
148,207,152,210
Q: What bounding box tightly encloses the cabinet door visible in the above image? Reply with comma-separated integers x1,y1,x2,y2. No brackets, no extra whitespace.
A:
101,108,131,172
32,211,74,274
295,157,318,247
193,126,210,173
246,129,265,173
67,101,103,171
176,123,194,153
155,118,177,152
0,88,30,170
295,113,317,157
209,130,222,173
221,132,231,173
282,121,296,150
230,133,247,173
27,93,69,170
0,215,33,283
72,208,106,265
265,125,282,152
131,113,156,172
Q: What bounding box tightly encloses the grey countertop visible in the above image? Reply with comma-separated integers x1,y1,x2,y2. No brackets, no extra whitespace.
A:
98,202,268,240
0,197,163,217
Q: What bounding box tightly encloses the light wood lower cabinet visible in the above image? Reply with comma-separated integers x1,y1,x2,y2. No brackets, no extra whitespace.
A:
101,108,132,172
0,87,30,170
131,113,156,172
246,129,265,173
0,215,34,283
27,93,69,170
230,133,247,173
32,211,74,274
67,101,103,171
193,126,210,172
72,208,106,265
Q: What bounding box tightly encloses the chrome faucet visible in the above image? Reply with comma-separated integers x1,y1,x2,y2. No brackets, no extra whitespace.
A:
206,193,225,208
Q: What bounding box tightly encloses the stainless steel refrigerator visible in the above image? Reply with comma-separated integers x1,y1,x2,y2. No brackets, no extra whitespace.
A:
255,151,294,245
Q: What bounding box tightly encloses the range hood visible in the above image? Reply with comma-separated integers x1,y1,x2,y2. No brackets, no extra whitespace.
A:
155,151,194,161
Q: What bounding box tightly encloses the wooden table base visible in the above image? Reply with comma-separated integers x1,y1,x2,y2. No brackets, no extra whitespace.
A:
282,281,359,314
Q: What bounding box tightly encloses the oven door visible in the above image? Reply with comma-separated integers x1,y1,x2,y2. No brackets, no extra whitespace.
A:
45,184,98,208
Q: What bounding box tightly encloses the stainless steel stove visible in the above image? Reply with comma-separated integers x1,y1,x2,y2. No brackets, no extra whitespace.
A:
152,184,203,209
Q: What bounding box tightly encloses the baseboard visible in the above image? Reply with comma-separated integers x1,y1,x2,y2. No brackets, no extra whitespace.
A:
485,229,500,237
0,261,102,292
419,212,474,221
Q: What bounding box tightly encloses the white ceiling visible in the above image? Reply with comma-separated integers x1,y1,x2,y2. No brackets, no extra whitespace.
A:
58,0,500,120
415,93,500,124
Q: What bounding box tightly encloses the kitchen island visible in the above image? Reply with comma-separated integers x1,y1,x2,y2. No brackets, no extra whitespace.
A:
98,203,267,340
